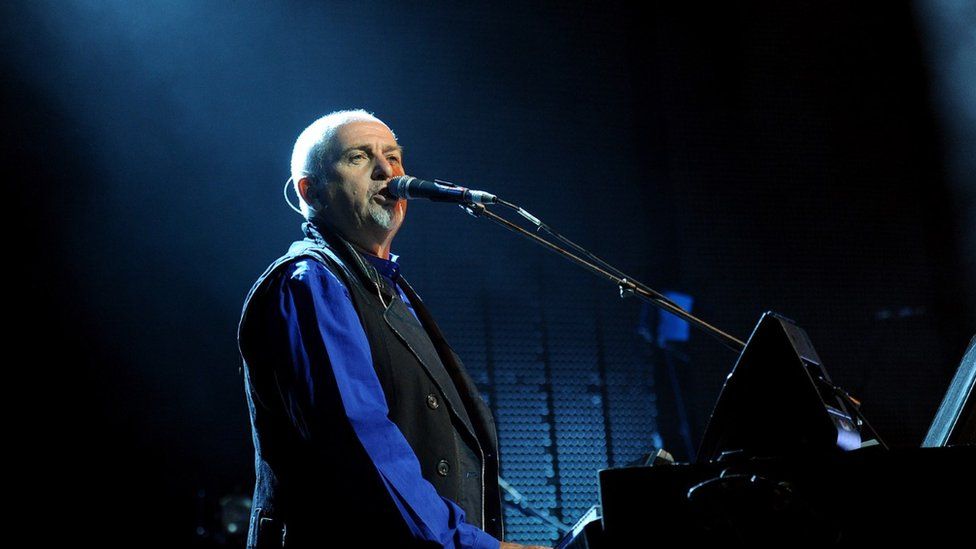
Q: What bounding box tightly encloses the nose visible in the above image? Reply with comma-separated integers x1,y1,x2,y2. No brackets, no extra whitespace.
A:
372,154,395,180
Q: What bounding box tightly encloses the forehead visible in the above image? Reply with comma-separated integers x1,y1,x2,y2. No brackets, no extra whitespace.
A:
331,120,398,150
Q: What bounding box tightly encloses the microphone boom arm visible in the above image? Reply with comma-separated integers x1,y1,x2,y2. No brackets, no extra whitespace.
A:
461,202,745,353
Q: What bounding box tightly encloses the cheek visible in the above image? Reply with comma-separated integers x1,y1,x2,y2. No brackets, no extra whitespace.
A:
393,163,406,177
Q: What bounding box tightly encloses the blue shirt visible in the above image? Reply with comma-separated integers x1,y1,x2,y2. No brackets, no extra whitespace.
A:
264,252,499,549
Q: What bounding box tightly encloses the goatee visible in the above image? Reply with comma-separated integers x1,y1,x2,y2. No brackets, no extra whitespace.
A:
369,204,393,229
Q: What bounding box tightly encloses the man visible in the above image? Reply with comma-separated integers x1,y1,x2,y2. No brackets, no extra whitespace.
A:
238,110,547,548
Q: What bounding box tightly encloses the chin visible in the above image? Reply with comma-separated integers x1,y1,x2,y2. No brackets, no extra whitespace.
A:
367,206,396,230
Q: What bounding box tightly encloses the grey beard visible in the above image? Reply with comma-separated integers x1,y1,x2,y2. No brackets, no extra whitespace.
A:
368,204,393,229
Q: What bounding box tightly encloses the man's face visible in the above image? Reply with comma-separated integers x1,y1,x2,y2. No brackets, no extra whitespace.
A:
317,120,407,250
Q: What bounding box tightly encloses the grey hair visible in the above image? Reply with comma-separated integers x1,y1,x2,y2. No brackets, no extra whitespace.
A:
289,109,394,216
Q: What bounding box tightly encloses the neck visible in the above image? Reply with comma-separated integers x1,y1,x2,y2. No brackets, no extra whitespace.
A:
349,238,392,260
310,216,393,259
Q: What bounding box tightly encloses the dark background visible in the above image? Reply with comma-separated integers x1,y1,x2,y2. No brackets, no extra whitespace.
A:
4,1,973,546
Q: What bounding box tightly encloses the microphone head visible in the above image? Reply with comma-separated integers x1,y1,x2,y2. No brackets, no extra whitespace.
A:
386,175,488,203
387,175,414,199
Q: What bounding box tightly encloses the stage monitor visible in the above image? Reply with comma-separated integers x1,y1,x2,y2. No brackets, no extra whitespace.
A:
697,311,862,462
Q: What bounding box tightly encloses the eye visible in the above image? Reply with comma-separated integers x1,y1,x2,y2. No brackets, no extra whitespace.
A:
387,155,401,164
349,152,368,163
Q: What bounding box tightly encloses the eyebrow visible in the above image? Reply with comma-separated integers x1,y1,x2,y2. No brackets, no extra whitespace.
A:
342,144,404,155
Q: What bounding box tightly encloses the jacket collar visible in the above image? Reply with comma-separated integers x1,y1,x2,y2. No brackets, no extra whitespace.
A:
302,221,398,300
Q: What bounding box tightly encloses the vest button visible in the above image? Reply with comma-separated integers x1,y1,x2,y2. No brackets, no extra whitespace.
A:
426,393,440,410
436,459,450,476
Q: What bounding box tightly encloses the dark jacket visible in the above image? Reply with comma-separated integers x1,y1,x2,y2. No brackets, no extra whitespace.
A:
238,222,503,547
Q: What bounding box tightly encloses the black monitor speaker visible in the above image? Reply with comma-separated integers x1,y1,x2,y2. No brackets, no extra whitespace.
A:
697,311,862,462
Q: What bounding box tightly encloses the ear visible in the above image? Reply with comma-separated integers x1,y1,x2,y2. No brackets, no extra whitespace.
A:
297,176,320,210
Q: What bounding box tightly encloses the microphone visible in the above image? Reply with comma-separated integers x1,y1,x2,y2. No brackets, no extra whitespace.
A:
387,176,497,204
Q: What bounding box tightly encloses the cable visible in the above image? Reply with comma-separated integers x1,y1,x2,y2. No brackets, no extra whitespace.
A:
283,177,303,215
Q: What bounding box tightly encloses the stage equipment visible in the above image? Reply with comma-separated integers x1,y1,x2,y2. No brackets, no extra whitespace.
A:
388,175,498,205
407,174,973,546
923,335,975,447
696,311,872,462
498,476,572,536
416,178,748,352
554,327,976,547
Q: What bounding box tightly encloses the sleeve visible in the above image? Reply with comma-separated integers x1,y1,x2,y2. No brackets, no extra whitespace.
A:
266,259,500,549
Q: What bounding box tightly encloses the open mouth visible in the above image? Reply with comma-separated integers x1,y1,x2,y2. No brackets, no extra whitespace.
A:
373,187,396,205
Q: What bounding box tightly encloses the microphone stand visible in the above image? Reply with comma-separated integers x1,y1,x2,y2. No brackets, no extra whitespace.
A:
497,476,571,535
461,202,745,353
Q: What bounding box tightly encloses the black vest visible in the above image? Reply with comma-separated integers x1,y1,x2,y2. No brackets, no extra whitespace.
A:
238,223,503,547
